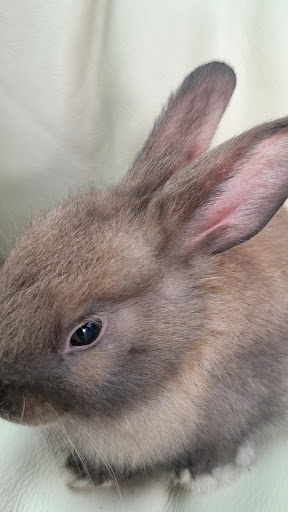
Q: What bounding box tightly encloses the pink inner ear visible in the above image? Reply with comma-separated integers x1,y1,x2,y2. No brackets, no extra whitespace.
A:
159,103,231,171
185,135,288,254
193,108,229,160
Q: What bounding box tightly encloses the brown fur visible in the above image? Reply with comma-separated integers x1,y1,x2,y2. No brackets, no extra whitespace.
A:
0,61,288,485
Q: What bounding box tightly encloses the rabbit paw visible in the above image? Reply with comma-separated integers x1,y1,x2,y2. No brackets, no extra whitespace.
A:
65,453,114,490
172,440,255,494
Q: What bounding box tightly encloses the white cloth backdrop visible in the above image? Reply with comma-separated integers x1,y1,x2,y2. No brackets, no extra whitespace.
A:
0,1,288,511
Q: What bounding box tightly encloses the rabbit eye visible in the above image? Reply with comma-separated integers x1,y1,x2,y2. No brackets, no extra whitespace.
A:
70,320,103,347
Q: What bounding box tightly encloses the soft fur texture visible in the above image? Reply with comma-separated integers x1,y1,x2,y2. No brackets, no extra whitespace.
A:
0,62,288,491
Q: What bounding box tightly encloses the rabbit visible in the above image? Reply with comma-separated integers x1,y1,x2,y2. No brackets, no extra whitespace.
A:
0,61,288,493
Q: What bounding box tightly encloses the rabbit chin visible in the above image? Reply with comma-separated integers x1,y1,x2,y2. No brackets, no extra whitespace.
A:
59,365,204,474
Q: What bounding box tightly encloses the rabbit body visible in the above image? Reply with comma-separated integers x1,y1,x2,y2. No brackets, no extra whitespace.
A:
1,62,288,488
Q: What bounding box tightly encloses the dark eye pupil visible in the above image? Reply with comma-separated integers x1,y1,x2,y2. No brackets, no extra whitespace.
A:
70,320,102,347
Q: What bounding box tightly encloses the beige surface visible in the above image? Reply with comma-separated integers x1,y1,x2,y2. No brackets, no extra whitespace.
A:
0,1,288,511
1,419,288,512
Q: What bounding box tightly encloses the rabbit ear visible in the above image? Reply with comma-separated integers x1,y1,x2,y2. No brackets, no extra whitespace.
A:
148,119,288,256
125,62,236,196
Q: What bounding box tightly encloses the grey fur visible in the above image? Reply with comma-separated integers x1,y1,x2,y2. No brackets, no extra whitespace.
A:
0,62,288,486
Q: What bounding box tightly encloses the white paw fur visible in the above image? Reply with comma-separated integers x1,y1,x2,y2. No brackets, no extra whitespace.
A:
67,473,114,491
173,440,255,495
66,474,94,491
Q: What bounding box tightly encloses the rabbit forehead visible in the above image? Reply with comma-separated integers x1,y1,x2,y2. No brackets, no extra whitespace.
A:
3,189,160,301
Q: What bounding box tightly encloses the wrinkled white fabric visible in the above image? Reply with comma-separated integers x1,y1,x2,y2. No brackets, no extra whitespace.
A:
1,419,288,512
1,1,288,511
1,0,288,253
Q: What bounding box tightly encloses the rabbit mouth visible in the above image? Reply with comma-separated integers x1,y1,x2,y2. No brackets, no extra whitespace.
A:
0,385,62,427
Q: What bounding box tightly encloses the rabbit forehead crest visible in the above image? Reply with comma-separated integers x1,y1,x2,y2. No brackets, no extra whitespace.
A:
3,188,159,303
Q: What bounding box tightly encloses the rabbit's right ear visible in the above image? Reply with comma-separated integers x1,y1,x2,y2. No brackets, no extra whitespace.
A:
125,62,236,196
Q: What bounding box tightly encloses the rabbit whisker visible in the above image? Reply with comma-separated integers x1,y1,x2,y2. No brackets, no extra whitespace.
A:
63,411,124,510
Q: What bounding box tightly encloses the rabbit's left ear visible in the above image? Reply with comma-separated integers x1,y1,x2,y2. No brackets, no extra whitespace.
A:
147,119,288,256
125,62,236,196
